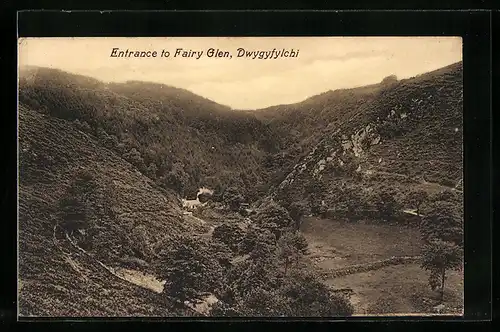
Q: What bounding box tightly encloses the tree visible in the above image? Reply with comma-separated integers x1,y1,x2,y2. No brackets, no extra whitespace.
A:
374,187,401,222
255,200,294,232
222,186,245,211
228,240,281,299
420,201,463,247
421,239,463,301
158,235,223,305
238,224,277,255
305,177,327,215
381,75,398,85
212,223,245,252
161,162,188,195
277,234,295,276
419,200,463,301
407,190,428,216
291,232,309,258
210,225,350,317
277,230,309,275
235,287,292,317
275,182,303,211
207,239,233,270
288,202,308,231
280,270,354,316
341,186,362,219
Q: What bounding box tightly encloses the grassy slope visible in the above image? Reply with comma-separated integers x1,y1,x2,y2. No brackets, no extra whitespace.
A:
18,105,201,316
330,264,463,315
268,62,463,205
327,264,464,315
251,84,382,181
361,62,463,185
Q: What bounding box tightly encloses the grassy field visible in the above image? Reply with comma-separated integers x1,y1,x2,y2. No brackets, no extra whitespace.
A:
328,263,463,315
301,217,422,269
301,217,463,315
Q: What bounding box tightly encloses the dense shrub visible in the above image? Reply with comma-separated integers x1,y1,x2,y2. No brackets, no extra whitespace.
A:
158,235,224,304
406,190,429,215
254,200,294,234
373,187,402,222
222,187,245,211
212,223,245,252
420,201,463,247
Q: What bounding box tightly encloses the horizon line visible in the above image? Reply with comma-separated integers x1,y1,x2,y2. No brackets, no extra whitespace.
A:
18,60,463,111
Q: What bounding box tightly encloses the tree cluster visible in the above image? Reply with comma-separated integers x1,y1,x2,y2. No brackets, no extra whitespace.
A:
420,200,463,301
155,198,353,317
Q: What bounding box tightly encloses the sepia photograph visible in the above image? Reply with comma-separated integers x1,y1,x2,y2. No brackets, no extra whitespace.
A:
17,37,464,317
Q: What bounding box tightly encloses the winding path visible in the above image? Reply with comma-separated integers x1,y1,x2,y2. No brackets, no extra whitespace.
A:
52,224,203,315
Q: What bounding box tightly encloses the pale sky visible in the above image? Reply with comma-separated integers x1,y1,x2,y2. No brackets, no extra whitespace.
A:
18,37,462,109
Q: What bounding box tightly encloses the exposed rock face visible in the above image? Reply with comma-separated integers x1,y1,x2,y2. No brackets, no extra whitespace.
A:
277,120,384,193
343,124,381,158
273,62,463,207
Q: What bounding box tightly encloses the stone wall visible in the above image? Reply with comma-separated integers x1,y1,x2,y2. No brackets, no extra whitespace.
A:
321,256,421,279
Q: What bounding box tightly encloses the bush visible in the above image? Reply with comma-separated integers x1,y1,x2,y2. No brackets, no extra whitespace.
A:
277,230,309,275
407,190,429,215
222,187,245,211
430,190,459,204
287,201,308,230
374,187,401,222
161,162,188,195
381,75,398,86
212,223,245,252
158,235,224,304
254,200,294,232
421,239,463,301
238,225,277,255
420,201,463,247
280,270,354,316
214,251,354,317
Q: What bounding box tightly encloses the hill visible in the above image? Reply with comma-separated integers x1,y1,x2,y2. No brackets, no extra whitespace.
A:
18,104,208,316
259,62,463,215
18,66,279,202
18,67,355,317
18,104,354,318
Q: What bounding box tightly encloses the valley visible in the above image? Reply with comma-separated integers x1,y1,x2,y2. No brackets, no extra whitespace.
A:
18,61,464,317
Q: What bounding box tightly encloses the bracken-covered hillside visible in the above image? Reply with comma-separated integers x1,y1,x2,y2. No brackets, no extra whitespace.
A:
265,62,463,214
18,104,204,316
19,66,279,201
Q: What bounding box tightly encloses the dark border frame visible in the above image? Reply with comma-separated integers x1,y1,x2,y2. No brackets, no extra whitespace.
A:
3,9,493,328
